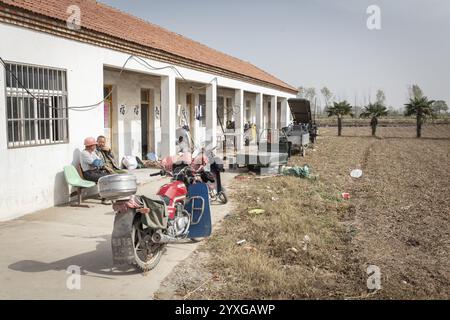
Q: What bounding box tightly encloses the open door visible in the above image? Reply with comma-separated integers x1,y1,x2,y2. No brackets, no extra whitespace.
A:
141,89,151,159
186,93,196,147
103,85,114,149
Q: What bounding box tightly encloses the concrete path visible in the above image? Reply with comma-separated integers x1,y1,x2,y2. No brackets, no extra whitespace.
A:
0,172,235,299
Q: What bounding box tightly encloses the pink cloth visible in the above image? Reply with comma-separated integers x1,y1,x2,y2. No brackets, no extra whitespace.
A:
191,154,208,172
161,152,192,173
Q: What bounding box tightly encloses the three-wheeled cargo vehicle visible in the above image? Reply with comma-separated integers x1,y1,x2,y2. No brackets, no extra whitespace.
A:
282,98,315,157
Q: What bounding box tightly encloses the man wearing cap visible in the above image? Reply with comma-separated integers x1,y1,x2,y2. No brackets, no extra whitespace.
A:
80,137,111,204
80,137,111,181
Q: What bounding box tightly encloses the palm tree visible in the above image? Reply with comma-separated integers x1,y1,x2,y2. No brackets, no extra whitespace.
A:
404,96,435,138
360,102,388,136
327,100,353,136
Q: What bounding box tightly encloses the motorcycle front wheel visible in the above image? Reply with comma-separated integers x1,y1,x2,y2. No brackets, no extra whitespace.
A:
131,223,164,271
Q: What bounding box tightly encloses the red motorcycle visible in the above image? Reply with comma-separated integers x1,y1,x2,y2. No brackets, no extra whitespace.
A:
100,165,212,271
161,149,228,204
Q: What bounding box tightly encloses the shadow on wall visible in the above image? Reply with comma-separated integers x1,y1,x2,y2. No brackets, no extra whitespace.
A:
53,148,83,206
124,124,132,157
72,148,82,167
53,171,69,206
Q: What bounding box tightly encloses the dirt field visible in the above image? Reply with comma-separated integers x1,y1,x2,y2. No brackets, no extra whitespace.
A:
156,125,450,300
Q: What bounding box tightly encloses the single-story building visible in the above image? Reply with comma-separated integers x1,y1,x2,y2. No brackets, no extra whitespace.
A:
0,0,297,220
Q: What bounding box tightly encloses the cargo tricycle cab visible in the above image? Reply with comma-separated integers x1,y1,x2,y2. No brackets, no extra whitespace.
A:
284,98,315,157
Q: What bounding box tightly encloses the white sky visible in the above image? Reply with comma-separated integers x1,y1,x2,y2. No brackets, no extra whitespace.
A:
101,0,450,109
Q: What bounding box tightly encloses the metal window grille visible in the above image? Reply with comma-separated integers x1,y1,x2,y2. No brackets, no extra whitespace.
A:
5,62,69,148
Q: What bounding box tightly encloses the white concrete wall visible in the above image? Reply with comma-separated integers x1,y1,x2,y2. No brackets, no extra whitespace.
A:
0,24,104,221
0,22,295,220
103,69,161,162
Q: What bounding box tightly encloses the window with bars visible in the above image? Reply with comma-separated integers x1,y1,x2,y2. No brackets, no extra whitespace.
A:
5,62,69,148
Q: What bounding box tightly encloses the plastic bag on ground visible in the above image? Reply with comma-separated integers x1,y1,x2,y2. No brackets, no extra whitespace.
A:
281,165,311,178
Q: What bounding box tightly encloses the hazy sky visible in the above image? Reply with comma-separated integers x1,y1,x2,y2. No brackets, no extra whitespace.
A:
101,0,450,108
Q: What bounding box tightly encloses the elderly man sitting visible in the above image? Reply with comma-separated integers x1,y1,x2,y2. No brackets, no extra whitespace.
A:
80,137,111,204
95,135,127,174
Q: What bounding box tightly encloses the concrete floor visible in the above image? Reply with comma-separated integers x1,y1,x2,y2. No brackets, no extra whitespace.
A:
0,172,235,300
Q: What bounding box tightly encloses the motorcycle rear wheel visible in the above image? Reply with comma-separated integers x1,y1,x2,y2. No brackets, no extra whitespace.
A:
218,191,228,204
131,223,164,271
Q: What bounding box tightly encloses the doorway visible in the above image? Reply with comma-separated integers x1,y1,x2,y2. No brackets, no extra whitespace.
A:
103,85,114,149
141,89,151,159
186,93,195,146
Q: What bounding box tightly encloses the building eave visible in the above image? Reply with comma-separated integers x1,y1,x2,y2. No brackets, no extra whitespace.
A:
0,3,298,95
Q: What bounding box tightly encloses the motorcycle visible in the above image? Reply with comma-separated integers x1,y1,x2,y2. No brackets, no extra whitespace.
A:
162,148,228,205
200,147,228,204
99,165,212,271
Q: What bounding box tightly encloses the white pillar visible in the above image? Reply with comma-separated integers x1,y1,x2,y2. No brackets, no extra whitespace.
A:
206,82,217,149
152,90,161,158
280,98,290,127
270,96,277,130
160,75,176,157
235,89,244,150
256,93,263,142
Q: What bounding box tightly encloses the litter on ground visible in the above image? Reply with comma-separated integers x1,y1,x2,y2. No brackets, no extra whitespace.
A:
248,209,265,215
281,165,311,178
350,169,363,178
341,192,351,200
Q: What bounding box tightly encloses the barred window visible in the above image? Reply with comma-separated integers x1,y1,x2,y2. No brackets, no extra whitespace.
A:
5,62,69,148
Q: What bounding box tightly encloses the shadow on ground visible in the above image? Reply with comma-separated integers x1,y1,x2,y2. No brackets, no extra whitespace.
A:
7,235,143,279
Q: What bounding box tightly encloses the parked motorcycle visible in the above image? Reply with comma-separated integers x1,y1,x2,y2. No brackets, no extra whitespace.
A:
198,146,228,204
99,166,212,271
162,148,228,205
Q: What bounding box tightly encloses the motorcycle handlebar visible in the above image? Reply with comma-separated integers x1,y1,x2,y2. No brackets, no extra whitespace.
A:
150,170,165,177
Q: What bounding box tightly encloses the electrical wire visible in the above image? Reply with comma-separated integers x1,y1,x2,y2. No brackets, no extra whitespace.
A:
0,54,219,113
0,55,136,112
132,56,218,90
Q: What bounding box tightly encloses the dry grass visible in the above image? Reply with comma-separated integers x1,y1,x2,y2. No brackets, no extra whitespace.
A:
201,175,358,299
157,124,450,300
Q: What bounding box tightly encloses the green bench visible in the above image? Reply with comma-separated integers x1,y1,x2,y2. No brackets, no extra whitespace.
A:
63,165,96,206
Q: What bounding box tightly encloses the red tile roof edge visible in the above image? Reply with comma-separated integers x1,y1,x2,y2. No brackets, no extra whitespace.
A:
0,0,298,94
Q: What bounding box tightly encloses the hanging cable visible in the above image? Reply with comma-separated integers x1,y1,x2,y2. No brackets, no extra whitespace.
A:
133,56,218,90
0,55,134,112
0,54,219,113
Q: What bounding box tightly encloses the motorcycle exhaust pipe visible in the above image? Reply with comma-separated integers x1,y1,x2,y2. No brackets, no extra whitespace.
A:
152,231,179,244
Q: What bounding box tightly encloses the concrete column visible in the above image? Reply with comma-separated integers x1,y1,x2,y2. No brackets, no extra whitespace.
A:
270,96,277,130
280,98,290,128
206,82,217,149
235,89,244,150
151,90,161,158
255,93,263,142
160,75,176,157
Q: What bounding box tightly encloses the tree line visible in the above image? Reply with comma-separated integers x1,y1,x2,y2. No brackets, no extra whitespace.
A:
297,85,448,138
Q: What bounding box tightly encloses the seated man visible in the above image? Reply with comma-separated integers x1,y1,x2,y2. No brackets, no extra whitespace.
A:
80,137,111,204
176,136,190,154
95,135,127,174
